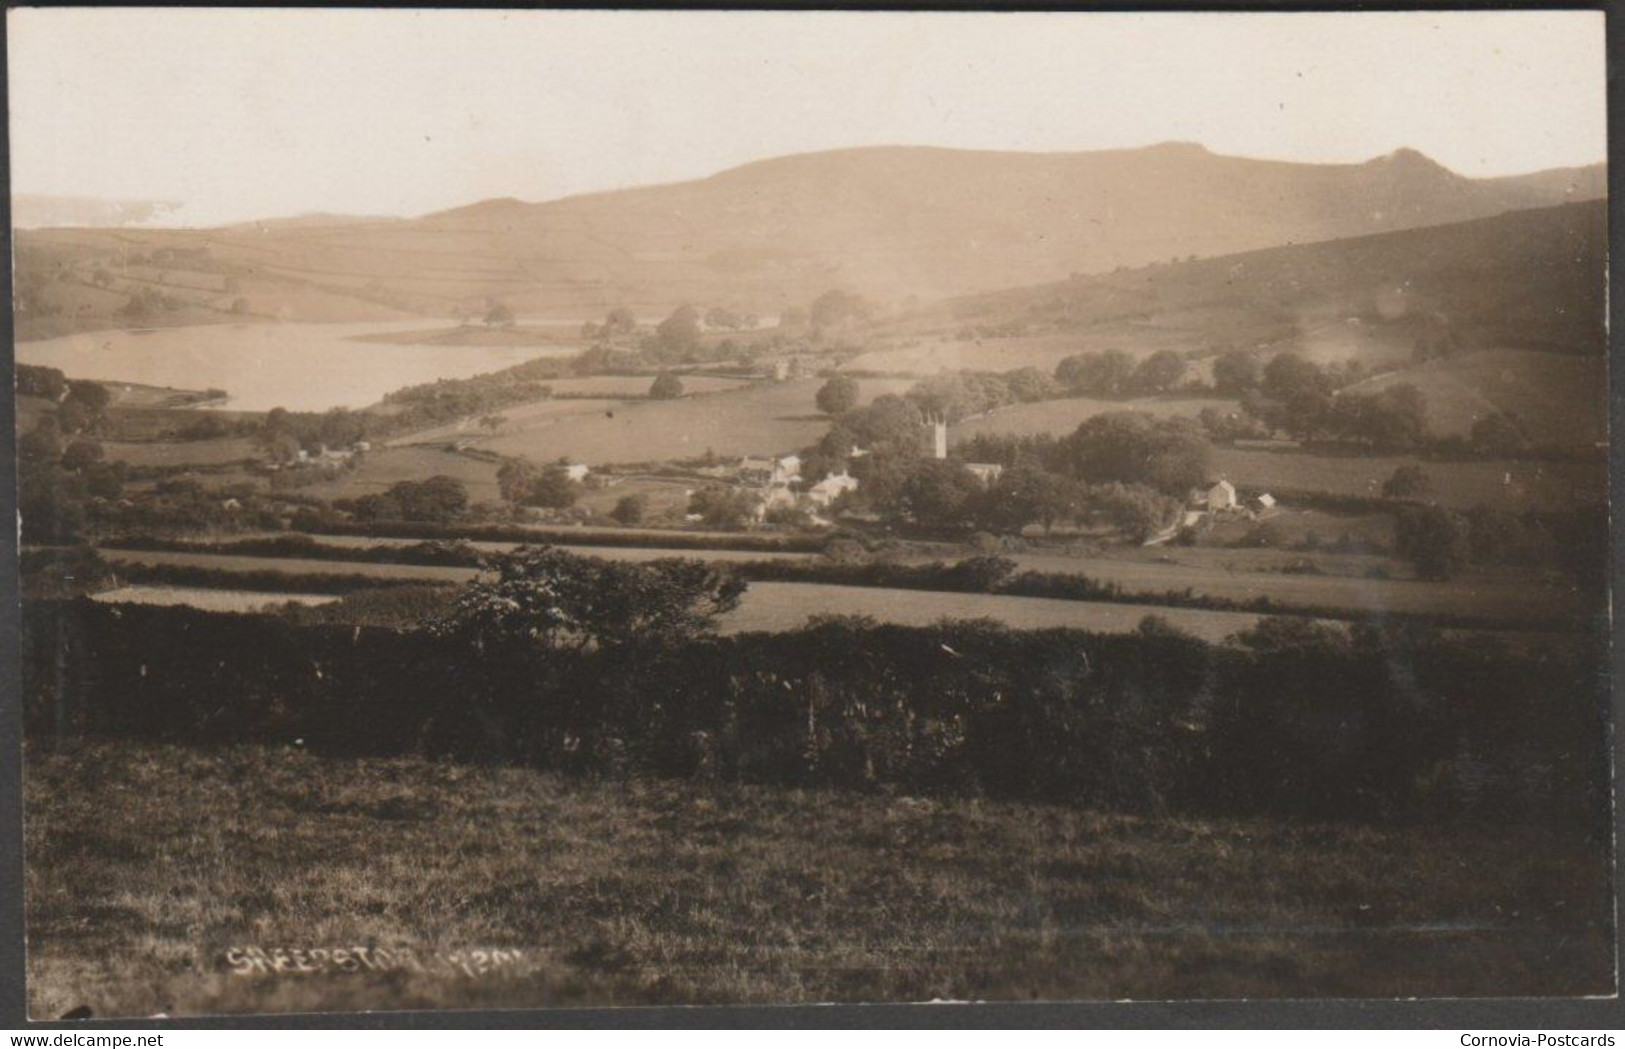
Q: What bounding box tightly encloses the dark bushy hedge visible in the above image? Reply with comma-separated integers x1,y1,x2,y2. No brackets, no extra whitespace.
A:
308,520,829,553
22,599,1609,830
111,562,437,595
106,535,486,567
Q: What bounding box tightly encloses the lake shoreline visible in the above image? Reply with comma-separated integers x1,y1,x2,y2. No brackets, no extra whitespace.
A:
15,320,584,414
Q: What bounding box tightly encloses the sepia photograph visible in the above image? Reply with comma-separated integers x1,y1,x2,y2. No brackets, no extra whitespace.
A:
6,6,1615,1019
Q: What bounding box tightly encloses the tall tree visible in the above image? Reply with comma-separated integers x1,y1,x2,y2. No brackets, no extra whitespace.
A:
649,372,685,399
434,545,745,650
816,375,860,416
1054,350,1135,396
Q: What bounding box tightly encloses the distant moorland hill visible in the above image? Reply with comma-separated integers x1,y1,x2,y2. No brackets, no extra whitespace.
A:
14,143,1605,333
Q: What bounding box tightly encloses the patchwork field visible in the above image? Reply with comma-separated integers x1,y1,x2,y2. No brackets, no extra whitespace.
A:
297,447,504,504
842,326,1194,377
96,537,1589,630
1210,448,1607,509
25,741,1612,1017
730,582,1277,639
1344,349,1608,447
102,437,258,468
540,374,752,398
569,476,697,521
88,575,1285,639
90,549,1265,638
383,398,623,449
1005,548,1587,624
89,586,340,613
381,378,760,452
292,535,820,564
469,378,917,465
952,395,1239,440
100,549,479,584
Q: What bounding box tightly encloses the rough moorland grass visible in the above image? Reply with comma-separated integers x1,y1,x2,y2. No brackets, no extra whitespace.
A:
23,741,1613,1018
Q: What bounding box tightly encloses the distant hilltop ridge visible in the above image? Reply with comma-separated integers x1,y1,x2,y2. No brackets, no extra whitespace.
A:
12,194,185,230
424,141,1597,214
16,142,1607,323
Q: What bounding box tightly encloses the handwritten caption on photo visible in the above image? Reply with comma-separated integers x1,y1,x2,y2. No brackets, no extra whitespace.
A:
223,946,530,979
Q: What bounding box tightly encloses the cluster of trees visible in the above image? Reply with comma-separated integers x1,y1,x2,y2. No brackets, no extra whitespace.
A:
816,394,932,461
1202,353,1567,459
257,406,371,462
823,411,1207,539
377,369,556,436
904,367,1060,422
849,457,1179,541
1393,503,1600,581
810,398,1212,538
120,285,183,319
687,486,759,529
703,306,759,331
1053,413,1211,494
496,460,582,509
14,375,128,542
18,419,127,542
808,289,873,331
16,364,67,400
579,307,638,341
1053,349,1188,396
57,381,113,435
339,476,469,523
636,305,780,365
431,545,745,650
814,365,1081,462
1206,353,1427,448
18,371,117,435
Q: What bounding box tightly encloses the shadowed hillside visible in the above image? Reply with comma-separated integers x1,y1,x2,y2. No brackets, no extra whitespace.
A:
898,198,1607,364
14,144,1605,334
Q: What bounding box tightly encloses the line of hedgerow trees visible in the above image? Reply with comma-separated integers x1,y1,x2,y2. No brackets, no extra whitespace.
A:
21,545,1610,830
833,343,1579,460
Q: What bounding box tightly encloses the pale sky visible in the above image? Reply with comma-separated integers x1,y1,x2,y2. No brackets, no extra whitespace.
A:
7,8,1609,227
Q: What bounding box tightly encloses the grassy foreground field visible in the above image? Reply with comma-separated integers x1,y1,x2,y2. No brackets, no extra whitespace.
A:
25,741,1613,1017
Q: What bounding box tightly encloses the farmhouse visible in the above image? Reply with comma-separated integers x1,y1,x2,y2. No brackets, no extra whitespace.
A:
808,470,860,507
739,457,774,483
562,462,590,482
738,455,801,486
1200,480,1238,512
965,462,1004,485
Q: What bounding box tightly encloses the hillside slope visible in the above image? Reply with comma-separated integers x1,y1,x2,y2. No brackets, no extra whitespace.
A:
893,198,1608,363
15,144,1605,331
